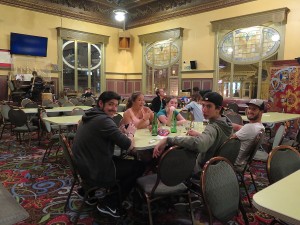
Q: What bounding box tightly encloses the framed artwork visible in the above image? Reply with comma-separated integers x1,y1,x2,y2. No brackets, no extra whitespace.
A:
0,49,11,68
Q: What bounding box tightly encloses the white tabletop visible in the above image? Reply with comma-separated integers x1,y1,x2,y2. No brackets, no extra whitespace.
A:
43,115,83,126
22,106,92,114
242,112,300,123
253,170,300,225
134,122,205,151
43,116,204,151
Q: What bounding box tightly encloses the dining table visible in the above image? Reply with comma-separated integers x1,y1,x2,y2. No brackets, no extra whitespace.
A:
21,106,92,114
133,122,205,151
241,112,300,124
252,170,300,225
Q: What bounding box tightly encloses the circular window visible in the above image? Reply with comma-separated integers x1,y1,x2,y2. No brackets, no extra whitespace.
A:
145,40,180,68
62,40,101,71
219,26,280,64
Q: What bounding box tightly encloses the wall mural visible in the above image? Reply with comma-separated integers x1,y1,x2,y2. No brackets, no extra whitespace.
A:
269,65,300,113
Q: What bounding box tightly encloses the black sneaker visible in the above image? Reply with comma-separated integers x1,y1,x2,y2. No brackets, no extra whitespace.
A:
97,204,120,218
75,188,98,206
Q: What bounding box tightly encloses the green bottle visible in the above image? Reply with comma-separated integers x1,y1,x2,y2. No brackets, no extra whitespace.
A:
152,113,158,136
170,111,177,133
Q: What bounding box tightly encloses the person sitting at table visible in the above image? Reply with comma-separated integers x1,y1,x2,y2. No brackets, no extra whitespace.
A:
151,88,166,113
231,99,265,166
121,92,154,129
183,93,204,122
82,88,93,98
153,92,233,172
157,96,186,126
72,91,145,218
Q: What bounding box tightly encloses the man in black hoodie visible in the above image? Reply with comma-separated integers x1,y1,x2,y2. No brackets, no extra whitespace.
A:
72,91,145,218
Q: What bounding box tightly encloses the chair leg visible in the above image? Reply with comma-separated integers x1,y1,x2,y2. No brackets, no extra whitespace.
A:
73,192,91,225
64,181,76,212
0,124,7,139
239,199,249,225
249,170,258,192
42,140,55,162
239,175,252,207
146,197,154,225
187,192,195,225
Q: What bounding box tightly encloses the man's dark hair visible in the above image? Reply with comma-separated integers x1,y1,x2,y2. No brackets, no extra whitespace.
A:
97,91,121,105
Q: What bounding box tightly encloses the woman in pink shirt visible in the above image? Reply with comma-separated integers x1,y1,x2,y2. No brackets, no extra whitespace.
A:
121,92,154,129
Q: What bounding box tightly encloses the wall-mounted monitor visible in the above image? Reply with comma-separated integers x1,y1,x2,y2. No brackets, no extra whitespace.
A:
10,33,48,57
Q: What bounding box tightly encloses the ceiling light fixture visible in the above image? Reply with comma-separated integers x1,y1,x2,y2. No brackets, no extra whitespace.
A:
113,9,128,22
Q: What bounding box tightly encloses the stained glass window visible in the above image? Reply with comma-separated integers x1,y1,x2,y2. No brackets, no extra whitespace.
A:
219,26,280,64
145,40,179,68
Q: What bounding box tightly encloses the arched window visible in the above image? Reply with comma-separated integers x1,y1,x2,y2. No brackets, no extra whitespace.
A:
139,28,183,95
57,28,109,95
211,8,289,99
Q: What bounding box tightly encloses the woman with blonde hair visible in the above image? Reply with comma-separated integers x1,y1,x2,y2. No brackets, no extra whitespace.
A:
121,92,154,129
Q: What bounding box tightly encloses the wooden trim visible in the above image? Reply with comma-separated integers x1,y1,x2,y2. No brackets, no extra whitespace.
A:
57,27,110,44
105,72,142,75
211,7,290,32
181,70,214,74
138,28,184,44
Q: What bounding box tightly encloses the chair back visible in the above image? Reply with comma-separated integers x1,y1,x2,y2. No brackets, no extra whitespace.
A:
214,137,241,165
42,99,52,107
58,97,67,106
267,145,300,184
59,134,80,182
155,146,196,190
40,110,52,133
238,130,265,173
1,104,11,120
8,80,15,92
71,107,85,116
272,125,286,149
24,102,39,108
224,110,243,125
112,113,123,126
202,157,240,223
84,97,95,106
21,98,32,108
47,103,60,117
227,102,239,113
8,109,27,127
62,101,74,107
69,98,79,106
117,105,126,112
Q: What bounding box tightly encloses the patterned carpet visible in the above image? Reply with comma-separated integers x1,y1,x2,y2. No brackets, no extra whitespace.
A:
0,131,276,225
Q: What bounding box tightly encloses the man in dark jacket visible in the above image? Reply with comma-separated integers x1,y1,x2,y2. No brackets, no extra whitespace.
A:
151,88,166,113
153,92,233,172
72,91,144,218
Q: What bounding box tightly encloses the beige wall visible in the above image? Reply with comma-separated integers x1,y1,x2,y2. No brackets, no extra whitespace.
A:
1,0,300,80
129,0,300,74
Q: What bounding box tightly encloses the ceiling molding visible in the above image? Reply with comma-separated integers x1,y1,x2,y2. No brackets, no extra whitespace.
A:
211,7,290,32
0,0,255,29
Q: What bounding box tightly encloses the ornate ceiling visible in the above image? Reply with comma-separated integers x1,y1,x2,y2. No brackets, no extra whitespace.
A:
0,0,255,29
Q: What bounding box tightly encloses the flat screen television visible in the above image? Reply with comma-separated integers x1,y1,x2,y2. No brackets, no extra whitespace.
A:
10,33,48,57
